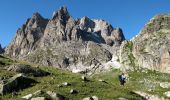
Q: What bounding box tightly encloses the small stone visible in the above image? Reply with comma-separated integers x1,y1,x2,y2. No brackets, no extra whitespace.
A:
0,77,4,80
164,91,170,97
160,82,170,89
33,90,43,96
22,94,33,100
31,97,45,100
83,97,93,100
47,91,65,100
57,84,63,88
81,76,87,81
92,96,101,100
62,82,70,86
70,89,78,94
118,97,128,100
98,79,104,82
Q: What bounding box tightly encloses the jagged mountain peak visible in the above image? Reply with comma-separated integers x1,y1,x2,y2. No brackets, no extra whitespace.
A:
32,12,43,19
26,12,48,29
52,6,70,20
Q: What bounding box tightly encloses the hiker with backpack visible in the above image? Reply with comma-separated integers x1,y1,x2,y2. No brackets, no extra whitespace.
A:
119,72,126,86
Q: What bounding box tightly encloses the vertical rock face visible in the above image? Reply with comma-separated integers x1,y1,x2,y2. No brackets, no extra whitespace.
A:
5,13,49,58
0,44,4,54
5,6,125,74
120,14,170,73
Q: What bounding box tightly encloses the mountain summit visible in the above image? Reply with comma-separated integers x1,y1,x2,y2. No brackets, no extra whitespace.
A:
5,6,125,75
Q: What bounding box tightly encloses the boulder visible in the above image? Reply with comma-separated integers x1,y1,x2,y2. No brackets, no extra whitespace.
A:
164,91,170,97
22,94,33,100
0,73,36,94
70,89,78,94
132,91,166,100
46,91,65,100
160,82,170,89
7,64,49,77
31,97,45,100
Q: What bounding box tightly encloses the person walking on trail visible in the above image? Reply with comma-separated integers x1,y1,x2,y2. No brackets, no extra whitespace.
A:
119,73,126,86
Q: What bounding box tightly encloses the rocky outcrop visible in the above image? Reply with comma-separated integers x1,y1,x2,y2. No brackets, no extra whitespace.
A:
5,6,125,74
0,74,36,94
132,91,166,100
120,14,170,73
7,64,49,77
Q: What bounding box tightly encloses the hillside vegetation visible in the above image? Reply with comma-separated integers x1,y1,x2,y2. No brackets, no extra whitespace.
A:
0,55,170,100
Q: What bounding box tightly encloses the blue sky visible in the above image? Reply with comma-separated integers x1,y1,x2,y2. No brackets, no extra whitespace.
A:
0,0,170,47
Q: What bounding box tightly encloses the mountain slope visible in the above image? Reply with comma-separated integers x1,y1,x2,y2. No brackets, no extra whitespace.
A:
0,54,170,99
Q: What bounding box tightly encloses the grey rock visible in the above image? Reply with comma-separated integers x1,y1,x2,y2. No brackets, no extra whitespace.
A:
83,97,93,100
98,79,105,82
160,82,170,89
0,77,4,81
22,94,33,100
70,89,78,94
164,91,170,97
62,82,70,86
33,90,43,96
46,91,65,100
91,96,100,100
83,96,101,100
132,91,166,100
7,64,49,77
31,97,45,100
0,73,36,94
118,97,127,100
81,76,87,81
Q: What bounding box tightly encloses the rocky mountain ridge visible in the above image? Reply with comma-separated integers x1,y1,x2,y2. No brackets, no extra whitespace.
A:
4,6,170,74
5,6,125,75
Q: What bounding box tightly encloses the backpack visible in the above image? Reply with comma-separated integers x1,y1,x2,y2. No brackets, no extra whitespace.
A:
118,75,122,81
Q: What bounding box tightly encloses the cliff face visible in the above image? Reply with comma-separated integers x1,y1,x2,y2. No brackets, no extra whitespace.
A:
120,14,170,73
5,7,125,75
0,44,4,54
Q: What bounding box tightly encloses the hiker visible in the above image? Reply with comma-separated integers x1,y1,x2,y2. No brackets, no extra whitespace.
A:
119,73,126,86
